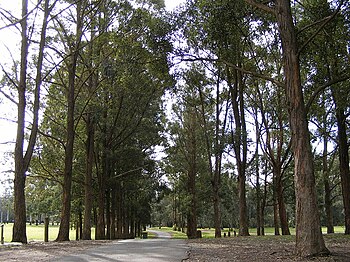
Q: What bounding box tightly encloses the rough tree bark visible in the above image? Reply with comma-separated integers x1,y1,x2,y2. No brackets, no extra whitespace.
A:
332,88,350,235
13,0,51,243
13,0,29,244
82,113,94,240
322,128,334,234
275,165,291,235
274,0,329,256
227,66,249,236
56,0,83,242
186,108,198,239
198,80,224,238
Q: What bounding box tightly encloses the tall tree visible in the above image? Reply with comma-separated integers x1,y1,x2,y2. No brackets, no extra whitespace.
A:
245,0,329,256
12,0,53,243
274,0,328,256
298,0,350,235
56,0,84,241
256,83,292,235
332,86,350,234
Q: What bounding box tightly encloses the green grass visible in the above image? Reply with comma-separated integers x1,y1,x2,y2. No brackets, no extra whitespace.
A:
1,224,347,243
148,226,348,239
148,227,188,239
1,223,95,242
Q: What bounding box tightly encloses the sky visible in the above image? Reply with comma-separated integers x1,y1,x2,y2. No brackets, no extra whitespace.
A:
165,0,185,10
0,0,186,195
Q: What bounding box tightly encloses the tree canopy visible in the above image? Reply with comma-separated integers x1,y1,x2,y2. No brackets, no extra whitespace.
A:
0,0,349,258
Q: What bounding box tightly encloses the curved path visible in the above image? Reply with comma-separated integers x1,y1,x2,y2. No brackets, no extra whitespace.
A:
52,231,189,262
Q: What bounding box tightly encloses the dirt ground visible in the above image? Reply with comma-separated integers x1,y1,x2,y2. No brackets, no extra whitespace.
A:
0,240,116,261
186,235,350,261
1,235,350,261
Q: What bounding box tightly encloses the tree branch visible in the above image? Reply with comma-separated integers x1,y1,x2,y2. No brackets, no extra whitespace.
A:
244,0,275,14
306,74,350,112
181,55,284,88
297,0,344,57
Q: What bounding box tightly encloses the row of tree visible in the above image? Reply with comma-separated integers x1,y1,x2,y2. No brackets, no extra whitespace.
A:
161,0,350,257
0,0,349,258
1,0,173,243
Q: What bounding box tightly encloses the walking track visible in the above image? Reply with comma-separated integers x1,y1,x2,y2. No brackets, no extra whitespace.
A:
52,230,189,262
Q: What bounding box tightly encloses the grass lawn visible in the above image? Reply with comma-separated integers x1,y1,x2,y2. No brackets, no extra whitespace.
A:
1,223,94,242
148,226,347,239
148,227,188,239
1,224,346,242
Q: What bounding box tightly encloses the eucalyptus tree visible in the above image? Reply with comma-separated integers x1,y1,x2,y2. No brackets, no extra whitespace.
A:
0,0,56,243
254,81,292,235
165,92,196,237
177,0,252,237
166,66,210,238
50,0,86,242
309,90,337,234
297,0,350,235
28,0,172,241
242,0,349,256
165,76,213,238
89,2,173,239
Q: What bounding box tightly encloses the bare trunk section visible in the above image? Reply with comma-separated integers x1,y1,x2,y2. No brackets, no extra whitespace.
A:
13,0,29,244
56,0,83,242
96,155,106,240
13,0,51,243
332,88,350,234
82,113,94,240
273,180,280,236
197,76,226,238
275,0,328,256
116,181,123,239
323,132,334,234
110,186,116,239
186,109,197,239
227,65,249,236
321,94,334,234
274,166,291,235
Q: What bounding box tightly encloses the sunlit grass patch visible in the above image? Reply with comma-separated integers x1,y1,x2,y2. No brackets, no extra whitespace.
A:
1,223,95,243
148,226,188,239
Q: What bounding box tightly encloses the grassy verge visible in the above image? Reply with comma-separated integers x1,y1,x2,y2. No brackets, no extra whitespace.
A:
148,227,188,239
148,226,347,239
1,224,347,242
1,223,95,242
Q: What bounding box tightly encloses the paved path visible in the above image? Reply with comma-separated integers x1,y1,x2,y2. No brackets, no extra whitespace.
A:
52,231,189,262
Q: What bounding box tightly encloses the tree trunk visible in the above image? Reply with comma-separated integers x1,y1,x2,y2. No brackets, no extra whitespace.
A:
274,166,291,235
82,113,94,240
227,65,249,236
110,186,116,239
213,168,221,238
237,166,249,236
105,188,111,239
260,167,268,236
197,81,223,238
13,0,29,243
275,0,329,256
13,0,50,244
273,181,280,236
56,0,83,242
55,60,76,241
332,89,350,234
256,175,261,236
186,113,197,239
322,119,334,234
96,167,106,239
116,181,123,239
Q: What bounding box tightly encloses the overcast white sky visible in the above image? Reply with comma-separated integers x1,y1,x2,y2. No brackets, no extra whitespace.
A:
165,0,185,10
